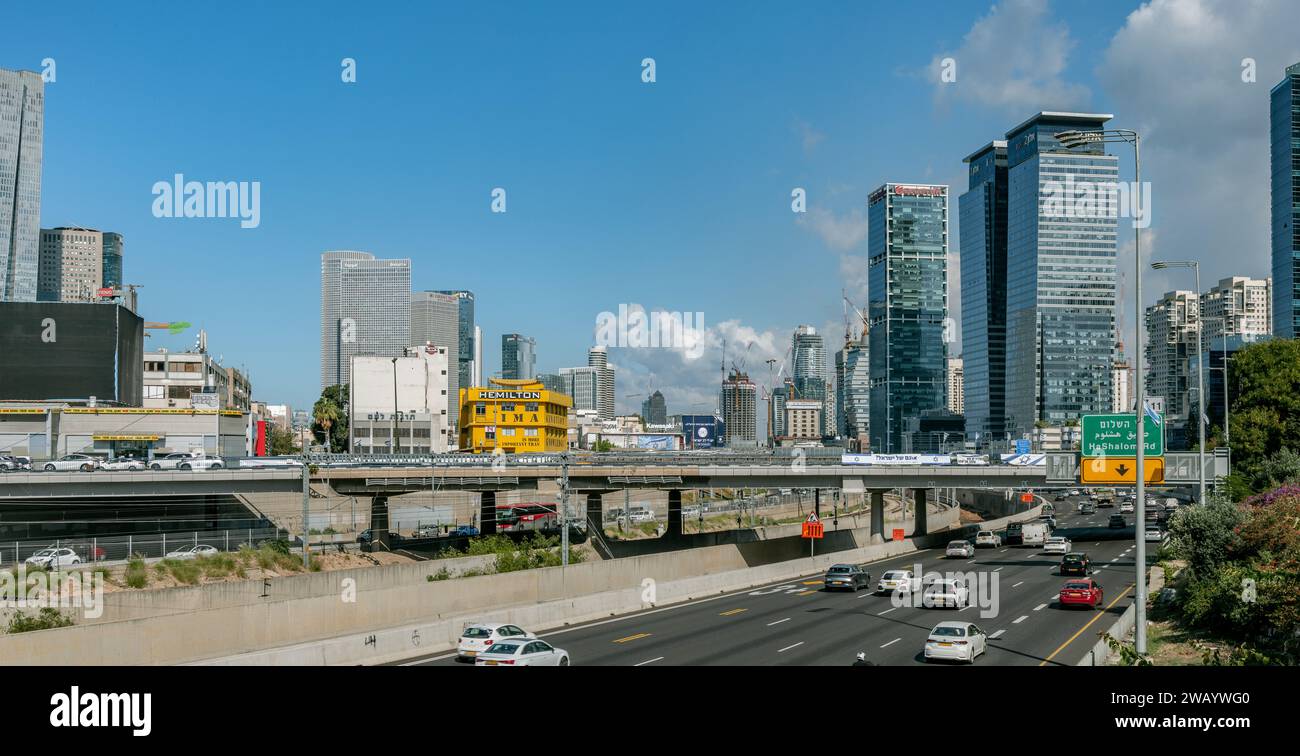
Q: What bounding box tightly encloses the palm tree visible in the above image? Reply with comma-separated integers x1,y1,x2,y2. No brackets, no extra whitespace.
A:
313,398,342,451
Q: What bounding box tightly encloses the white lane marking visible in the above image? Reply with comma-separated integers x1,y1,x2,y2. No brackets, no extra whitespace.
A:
1012,581,1024,588
999,548,1008,553
1110,558,1119,562
993,567,1004,572
967,559,977,564
1033,603,1047,611
959,605,974,612
880,638,902,648
634,657,664,666
767,618,790,627
878,607,898,615
777,642,804,653
1012,615,1029,624
989,629,1007,639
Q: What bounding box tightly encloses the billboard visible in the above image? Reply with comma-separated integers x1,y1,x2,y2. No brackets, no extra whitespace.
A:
0,302,143,404
634,434,681,451
680,414,723,449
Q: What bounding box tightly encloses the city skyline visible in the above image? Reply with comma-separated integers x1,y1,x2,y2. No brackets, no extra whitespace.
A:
4,1,1296,416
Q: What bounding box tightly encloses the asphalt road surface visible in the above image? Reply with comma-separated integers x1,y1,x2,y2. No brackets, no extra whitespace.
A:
402,495,1156,666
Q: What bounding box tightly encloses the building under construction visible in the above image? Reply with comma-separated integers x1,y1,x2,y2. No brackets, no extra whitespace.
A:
720,369,757,447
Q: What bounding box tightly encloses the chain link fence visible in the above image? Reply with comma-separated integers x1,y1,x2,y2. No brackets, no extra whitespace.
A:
0,526,285,567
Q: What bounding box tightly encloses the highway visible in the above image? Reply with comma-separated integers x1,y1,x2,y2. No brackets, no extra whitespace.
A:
402,494,1153,666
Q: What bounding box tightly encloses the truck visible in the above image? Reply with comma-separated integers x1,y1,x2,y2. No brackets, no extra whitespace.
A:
1021,521,1052,547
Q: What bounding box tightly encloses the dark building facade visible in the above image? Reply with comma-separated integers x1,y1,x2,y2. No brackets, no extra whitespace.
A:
1272,63,1300,339
959,140,1009,449
0,301,143,404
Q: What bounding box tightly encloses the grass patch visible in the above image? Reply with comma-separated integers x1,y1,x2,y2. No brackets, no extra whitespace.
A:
156,558,202,585
6,607,74,633
124,555,148,589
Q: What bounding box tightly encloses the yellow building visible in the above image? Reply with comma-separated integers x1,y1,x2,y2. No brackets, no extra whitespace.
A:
458,378,571,453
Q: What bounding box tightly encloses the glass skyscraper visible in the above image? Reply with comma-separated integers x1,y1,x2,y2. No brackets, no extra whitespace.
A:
1271,63,1300,339
791,325,830,437
834,338,870,443
0,69,44,302
867,183,949,453
101,232,124,290
501,333,536,380
959,140,1008,448
412,290,462,426
435,290,477,393
320,250,412,388
1003,113,1117,438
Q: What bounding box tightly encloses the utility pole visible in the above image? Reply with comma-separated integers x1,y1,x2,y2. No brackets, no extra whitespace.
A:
300,454,310,568
560,452,570,566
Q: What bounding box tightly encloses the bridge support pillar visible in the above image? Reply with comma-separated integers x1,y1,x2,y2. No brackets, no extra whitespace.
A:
912,488,928,537
587,493,603,533
666,489,682,538
370,494,391,549
814,488,821,520
480,491,497,535
870,490,885,543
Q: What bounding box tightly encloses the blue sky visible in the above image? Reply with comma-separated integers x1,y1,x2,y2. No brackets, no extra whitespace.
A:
9,0,1296,415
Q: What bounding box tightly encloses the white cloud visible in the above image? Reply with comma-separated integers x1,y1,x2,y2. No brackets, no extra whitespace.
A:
798,206,869,250
929,0,1090,113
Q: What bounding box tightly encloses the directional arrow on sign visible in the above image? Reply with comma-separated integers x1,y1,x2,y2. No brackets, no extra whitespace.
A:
1116,464,1130,476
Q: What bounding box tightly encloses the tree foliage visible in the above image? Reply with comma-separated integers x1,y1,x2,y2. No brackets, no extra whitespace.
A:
1219,339,1300,494
312,384,349,452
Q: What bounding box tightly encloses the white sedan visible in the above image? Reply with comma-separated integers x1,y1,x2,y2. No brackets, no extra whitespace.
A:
922,579,969,609
165,545,218,560
1120,502,1135,514
925,621,988,663
475,639,570,666
42,454,99,472
457,623,536,661
974,530,1002,548
179,457,224,470
1144,527,1166,543
876,569,915,594
100,457,146,471
25,547,81,568
149,453,197,470
1043,536,1072,555
945,540,975,559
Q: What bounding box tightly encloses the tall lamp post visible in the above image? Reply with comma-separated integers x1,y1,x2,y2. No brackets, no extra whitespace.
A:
1055,127,1149,654
1151,260,1205,506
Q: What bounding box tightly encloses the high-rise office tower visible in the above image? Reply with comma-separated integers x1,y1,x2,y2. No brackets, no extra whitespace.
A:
320,251,411,388
587,345,615,420
947,357,965,415
1272,63,1300,338
538,372,569,397
412,290,462,427
791,325,831,436
0,69,44,302
834,336,870,446
38,227,105,303
1003,113,1117,437
769,382,789,442
1146,290,1199,425
1200,276,1273,345
434,290,476,394
501,333,537,380
559,366,599,413
101,232,124,290
867,183,950,452
720,369,757,446
641,390,667,425
959,140,1009,448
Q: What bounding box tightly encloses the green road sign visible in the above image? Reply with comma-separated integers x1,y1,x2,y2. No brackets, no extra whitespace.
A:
1081,413,1164,457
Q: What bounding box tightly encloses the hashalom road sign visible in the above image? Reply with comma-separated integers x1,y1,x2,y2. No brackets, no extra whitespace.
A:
1080,456,1166,485
1081,413,1164,458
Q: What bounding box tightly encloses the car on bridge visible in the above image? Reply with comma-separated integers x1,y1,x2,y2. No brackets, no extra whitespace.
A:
165,545,219,560
823,564,871,591
0,454,31,472
921,578,969,609
100,457,147,471
876,569,915,594
42,454,99,472
149,452,200,470
1059,553,1092,576
457,623,536,662
924,621,988,663
945,540,975,559
25,547,81,568
1058,578,1103,609
475,639,569,666
974,530,1001,548
178,457,225,470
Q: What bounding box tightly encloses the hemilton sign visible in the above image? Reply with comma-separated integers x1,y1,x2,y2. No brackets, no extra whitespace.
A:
480,391,542,400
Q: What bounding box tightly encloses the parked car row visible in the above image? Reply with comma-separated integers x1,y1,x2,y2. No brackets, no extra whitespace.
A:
4,452,228,472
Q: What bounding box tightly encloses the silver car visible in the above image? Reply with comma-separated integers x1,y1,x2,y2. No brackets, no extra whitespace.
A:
42,454,99,472
823,564,871,592
945,540,975,559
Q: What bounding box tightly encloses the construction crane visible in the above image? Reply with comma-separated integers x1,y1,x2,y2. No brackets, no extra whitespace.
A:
842,291,868,345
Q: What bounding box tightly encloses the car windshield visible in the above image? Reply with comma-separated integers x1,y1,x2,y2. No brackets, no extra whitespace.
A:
485,643,520,655
948,541,968,547
931,626,965,637
32,549,55,557
1064,582,1091,590
827,566,852,574
462,627,493,638
1063,555,1084,563
883,571,907,580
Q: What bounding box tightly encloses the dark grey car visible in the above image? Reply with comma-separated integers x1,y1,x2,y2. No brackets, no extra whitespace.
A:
823,564,871,592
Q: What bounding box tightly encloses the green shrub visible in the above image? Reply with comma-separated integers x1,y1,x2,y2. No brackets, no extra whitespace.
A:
156,558,201,585
124,555,148,589
6,607,74,633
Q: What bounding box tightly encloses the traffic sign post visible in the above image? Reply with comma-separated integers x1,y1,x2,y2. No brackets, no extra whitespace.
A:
1081,413,1164,457
802,512,823,557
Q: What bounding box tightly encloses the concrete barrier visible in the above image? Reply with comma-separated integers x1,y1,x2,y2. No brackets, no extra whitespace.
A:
0,507,1041,666
1076,565,1162,666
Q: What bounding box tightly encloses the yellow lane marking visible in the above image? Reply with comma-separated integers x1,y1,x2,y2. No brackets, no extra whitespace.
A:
613,633,652,644
1039,584,1135,666
796,590,818,596
801,580,822,585
719,608,748,616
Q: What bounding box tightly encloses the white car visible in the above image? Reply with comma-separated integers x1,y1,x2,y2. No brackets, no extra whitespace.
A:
1069,489,1080,497
149,452,197,470
974,530,1002,548
475,639,569,666
1120,502,1135,514
1144,527,1166,543
179,457,224,470
922,578,969,609
945,540,975,559
457,623,536,661
25,547,81,568
165,545,218,560
100,457,146,471
42,454,99,472
1043,536,1072,555
876,569,915,594
1164,498,1180,512
924,621,988,663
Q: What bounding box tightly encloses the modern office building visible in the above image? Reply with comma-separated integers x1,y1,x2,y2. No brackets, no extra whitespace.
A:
349,344,452,454
867,183,950,452
558,366,600,414
1112,349,1133,413
1200,276,1272,346
959,140,1008,447
538,372,569,397
101,232,123,290
38,227,107,303
1146,290,1200,429
0,69,44,303
720,369,757,447
501,333,537,381
433,290,477,393
780,398,822,445
586,345,615,420
946,357,965,415
641,390,667,425
457,378,571,454
320,251,411,389
1271,63,1300,339
1002,113,1118,437
790,325,830,436
834,338,870,449
411,290,461,428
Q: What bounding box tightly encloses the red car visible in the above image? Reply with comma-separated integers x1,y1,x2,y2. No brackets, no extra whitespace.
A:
1058,578,1103,609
